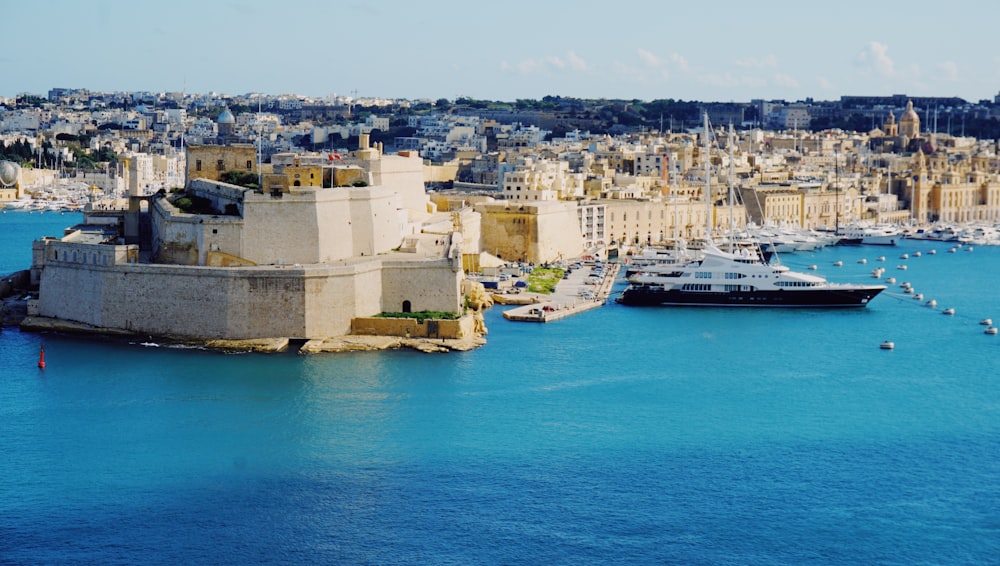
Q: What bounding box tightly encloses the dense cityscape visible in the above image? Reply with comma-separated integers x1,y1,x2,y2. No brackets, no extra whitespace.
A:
3,86,1000,344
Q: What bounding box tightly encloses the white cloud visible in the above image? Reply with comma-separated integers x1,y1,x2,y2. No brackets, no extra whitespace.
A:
566,51,588,71
735,54,777,69
500,51,590,75
637,48,661,68
774,73,800,88
857,41,895,77
670,53,689,72
816,76,833,90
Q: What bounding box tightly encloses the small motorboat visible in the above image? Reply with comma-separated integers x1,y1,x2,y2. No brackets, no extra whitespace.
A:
928,249,937,255
985,327,998,335
942,308,955,315
858,258,867,264
980,318,993,326
807,265,818,270
897,265,908,270
925,299,937,307
877,256,886,262
913,251,921,257
886,277,896,284
833,260,843,267
880,341,895,350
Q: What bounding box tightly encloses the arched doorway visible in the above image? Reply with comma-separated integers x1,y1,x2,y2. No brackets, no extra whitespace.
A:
402,300,411,313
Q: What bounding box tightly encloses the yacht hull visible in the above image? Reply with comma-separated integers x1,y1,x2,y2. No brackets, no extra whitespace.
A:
618,286,884,307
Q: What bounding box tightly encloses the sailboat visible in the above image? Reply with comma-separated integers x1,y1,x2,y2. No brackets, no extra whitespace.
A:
618,115,886,308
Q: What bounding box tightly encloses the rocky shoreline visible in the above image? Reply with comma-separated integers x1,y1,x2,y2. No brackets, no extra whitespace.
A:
15,314,486,354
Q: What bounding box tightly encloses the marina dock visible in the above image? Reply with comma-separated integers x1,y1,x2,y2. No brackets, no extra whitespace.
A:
502,262,620,322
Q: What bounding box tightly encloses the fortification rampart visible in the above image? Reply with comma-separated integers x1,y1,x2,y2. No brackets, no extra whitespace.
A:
35,250,464,340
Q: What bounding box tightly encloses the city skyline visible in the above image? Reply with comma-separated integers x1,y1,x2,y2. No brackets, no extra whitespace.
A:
5,0,1000,104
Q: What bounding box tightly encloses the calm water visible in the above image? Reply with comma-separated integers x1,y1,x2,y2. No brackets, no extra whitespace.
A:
2,211,999,564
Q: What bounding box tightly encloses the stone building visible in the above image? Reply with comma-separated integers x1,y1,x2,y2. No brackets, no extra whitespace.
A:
30,137,473,342
185,143,259,187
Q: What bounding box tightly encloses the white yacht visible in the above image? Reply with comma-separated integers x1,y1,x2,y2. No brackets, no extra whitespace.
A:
837,224,901,246
619,242,885,308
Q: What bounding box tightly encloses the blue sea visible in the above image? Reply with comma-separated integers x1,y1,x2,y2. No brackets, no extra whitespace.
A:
2,211,999,565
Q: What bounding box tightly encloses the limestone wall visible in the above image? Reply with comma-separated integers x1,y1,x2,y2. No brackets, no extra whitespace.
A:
151,198,245,266
351,314,474,339
380,259,463,314
367,152,428,213
36,249,463,340
477,201,584,263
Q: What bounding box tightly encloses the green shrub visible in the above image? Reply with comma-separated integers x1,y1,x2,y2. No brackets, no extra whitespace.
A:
377,311,459,321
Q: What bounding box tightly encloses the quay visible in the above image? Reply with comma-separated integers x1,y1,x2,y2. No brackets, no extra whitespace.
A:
502,262,620,322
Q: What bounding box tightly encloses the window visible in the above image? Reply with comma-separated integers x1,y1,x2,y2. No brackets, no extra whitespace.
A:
196,159,202,171
246,160,252,170
216,159,224,171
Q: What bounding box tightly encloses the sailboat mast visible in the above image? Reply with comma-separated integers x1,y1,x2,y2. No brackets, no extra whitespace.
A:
835,152,840,233
728,123,736,238
670,152,678,242
704,112,712,243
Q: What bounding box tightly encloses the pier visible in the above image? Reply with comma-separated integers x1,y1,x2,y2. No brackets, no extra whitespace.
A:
502,262,620,322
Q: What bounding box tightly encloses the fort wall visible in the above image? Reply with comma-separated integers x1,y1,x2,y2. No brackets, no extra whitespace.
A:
35,245,464,340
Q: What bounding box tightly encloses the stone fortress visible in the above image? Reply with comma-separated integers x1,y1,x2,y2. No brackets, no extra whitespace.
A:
25,133,509,345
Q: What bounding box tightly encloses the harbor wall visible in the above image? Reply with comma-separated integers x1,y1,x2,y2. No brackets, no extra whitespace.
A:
35,249,463,340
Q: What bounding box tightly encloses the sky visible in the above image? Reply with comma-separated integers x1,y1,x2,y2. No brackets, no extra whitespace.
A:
5,0,1000,103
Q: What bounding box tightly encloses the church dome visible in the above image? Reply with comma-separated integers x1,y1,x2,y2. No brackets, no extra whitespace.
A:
0,160,20,187
217,108,236,124
899,100,920,138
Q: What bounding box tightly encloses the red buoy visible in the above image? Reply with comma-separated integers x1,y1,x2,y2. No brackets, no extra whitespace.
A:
38,345,46,369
